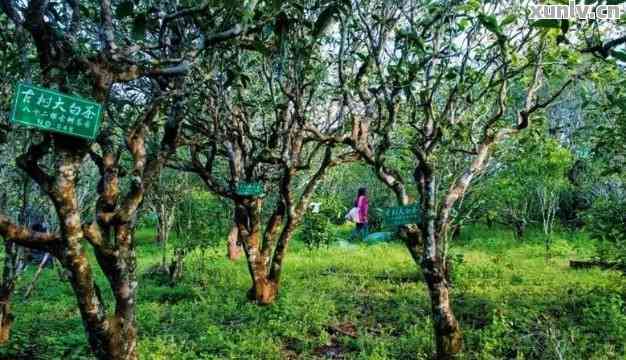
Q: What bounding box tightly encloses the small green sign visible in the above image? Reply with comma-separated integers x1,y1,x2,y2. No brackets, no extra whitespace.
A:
236,181,263,197
382,204,420,226
10,83,102,140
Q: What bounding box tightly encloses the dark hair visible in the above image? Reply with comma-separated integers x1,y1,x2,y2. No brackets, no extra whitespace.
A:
31,223,47,232
354,187,367,206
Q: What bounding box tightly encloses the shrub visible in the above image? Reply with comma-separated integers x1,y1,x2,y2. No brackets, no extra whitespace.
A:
584,196,626,267
581,293,626,344
316,194,349,225
173,191,231,248
301,212,333,248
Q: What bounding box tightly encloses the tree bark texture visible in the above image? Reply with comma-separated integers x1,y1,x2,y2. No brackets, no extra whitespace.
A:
236,199,279,305
0,241,19,343
227,224,241,261
415,164,463,359
52,146,139,360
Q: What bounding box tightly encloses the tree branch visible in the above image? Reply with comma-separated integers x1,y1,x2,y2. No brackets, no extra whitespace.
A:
100,0,116,52
16,137,54,195
0,213,60,249
581,35,626,58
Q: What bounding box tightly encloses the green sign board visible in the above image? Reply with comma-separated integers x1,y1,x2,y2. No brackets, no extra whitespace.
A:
235,182,264,197
10,83,102,140
382,204,421,226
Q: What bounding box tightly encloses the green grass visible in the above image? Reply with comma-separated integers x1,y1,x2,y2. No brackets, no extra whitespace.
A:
0,225,624,359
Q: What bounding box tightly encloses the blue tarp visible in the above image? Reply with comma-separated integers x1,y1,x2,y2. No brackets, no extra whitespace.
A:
365,232,393,243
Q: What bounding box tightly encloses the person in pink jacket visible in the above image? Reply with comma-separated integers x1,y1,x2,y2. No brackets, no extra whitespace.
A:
349,187,369,241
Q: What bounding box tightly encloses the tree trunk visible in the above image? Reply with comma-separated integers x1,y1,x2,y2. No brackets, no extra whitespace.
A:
155,203,176,270
168,248,185,283
55,147,138,360
111,226,138,360
62,249,117,359
249,277,278,305
24,253,50,299
451,224,461,241
268,217,297,284
156,206,165,243
159,210,167,269
227,224,241,261
422,257,463,359
0,241,19,343
156,204,166,269
161,235,167,270
514,220,525,240
0,172,33,342
0,294,13,344
244,231,278,305
88,241,139,360
236,201,280,305
416,164,463,359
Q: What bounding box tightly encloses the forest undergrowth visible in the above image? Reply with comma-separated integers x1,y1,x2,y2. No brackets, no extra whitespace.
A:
1,225,623,360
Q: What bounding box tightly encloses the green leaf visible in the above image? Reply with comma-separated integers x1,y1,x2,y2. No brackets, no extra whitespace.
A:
478,14,502,35
531,19,560,28
79,3,94,18
501,14,517,27
457,18,470,31
116,1,134,18
132,13,147,40
458,0,480,12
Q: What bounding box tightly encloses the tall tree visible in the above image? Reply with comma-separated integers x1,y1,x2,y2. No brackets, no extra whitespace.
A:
173,0,356,304
0,0,260,358
308,1,587,357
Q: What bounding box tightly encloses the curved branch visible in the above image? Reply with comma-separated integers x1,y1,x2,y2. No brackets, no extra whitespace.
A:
16,137,54,195
82,222,116,257
0,213,60,248
581,35,626,58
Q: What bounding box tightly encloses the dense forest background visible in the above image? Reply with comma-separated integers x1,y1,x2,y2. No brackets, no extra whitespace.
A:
0,0,624,359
